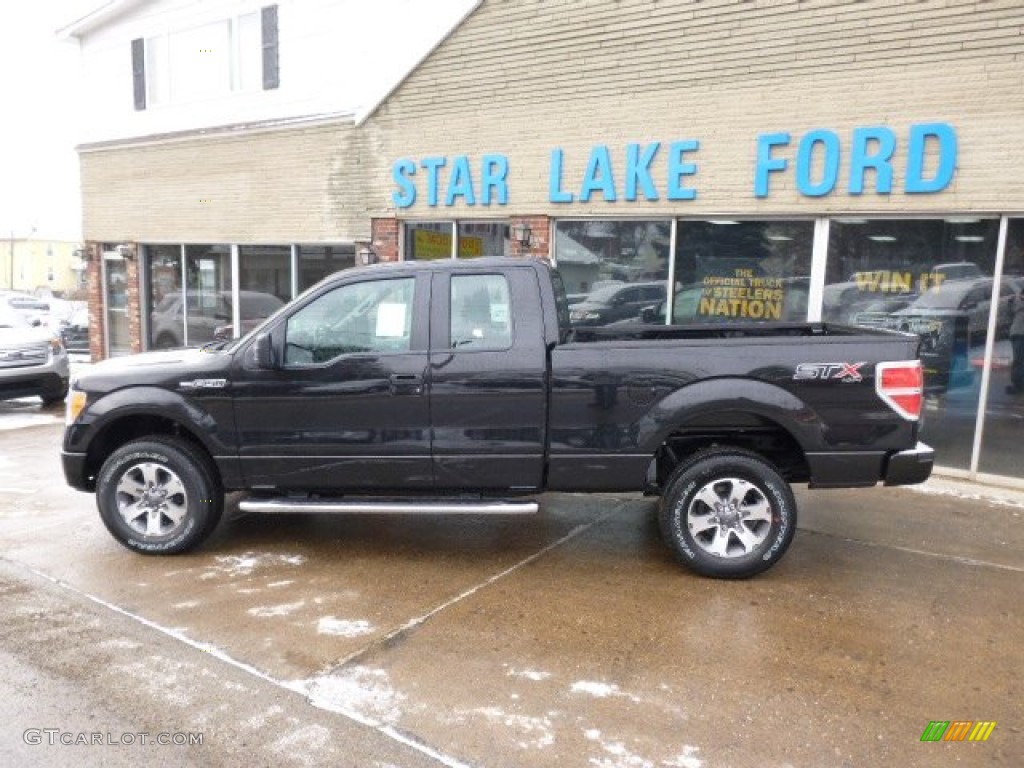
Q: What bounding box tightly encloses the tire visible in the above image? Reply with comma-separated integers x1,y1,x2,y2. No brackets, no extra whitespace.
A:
40,384,69,407
96,436,223,554
658,447,796,579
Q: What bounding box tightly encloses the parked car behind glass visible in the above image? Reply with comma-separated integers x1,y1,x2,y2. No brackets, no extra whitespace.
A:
887,277,1016,392
568,282,666,326
59,305,91,354
151,290,285,348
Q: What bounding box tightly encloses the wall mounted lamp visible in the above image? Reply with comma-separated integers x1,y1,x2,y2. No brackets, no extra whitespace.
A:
358,246,378,266
510,222,532,248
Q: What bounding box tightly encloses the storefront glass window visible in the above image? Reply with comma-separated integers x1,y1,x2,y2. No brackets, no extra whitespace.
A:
457,221,510,258
556,220,671,327
670,220,813,324
298,244,355,292
978,218,1024,478
405,222,455,260
145,244,183,349
824,218,1002,470
181,244,232,348
237,245,290,339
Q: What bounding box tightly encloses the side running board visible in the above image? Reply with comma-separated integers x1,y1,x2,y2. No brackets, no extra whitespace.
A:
238,498,539,515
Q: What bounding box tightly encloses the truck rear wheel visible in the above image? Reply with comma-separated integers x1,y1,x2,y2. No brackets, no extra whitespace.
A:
96,437,222,554
659,447,796,578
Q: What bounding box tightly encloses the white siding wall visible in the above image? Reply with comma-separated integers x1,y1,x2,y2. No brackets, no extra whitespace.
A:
73,0,478,145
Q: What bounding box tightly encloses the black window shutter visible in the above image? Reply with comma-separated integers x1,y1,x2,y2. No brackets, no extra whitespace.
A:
131,37,146,110
261,5,279,90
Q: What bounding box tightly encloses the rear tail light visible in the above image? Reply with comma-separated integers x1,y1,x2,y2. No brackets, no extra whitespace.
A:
876,360,923,420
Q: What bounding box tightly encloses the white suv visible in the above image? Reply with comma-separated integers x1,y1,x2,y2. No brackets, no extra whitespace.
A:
0,310,70,405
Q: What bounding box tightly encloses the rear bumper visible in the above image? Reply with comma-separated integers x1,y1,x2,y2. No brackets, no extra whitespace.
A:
883,442,934,486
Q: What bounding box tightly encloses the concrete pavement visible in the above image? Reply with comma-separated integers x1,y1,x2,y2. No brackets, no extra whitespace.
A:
0,399,1020,767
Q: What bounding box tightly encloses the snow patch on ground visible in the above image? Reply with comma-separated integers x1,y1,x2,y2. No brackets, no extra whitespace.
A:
270,724,332,763
116,657,195,708
908,478,1024,510
172,600,200,609
571,681,621,698
317,616,375,637
200,552,307,579
247,704,285,728
289,666,405,726
583,730,703,768
505,666,552,682
474,706,556,750
664,746,704,768
268,580,295,588
0,413,61,431
98,638,141,650
570,680,646,704
248,600,306,618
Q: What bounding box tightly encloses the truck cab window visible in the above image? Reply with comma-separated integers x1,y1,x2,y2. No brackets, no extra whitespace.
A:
284,277,415,365
450,274,511,350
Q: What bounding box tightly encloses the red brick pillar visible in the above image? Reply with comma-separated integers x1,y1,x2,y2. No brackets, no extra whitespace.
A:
510,216,551,261
86,242,106,361
124,244,142,354
370,219,400,263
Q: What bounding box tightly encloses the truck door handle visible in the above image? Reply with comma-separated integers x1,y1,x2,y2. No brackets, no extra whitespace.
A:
389,373,423,396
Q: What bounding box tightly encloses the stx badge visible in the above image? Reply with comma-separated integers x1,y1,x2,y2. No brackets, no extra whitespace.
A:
793,362,867,383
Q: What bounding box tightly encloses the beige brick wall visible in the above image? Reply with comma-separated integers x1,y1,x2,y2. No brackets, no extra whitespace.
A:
79,0,1024,247
356,0,1024,221
80,120,367,243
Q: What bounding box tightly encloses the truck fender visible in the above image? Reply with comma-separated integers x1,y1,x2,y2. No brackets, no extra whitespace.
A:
68,386,233,459
635,377,824,454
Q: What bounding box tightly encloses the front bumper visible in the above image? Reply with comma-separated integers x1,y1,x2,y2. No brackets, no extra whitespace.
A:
883,442,934,486
0,369,69,401
0,349,70,401
61,450,92,492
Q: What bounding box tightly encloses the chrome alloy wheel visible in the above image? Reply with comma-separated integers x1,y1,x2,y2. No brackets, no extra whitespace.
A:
686,477,773,558
115,462,189,538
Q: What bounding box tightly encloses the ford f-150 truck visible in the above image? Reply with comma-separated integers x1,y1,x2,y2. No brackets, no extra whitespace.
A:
62,257,933,578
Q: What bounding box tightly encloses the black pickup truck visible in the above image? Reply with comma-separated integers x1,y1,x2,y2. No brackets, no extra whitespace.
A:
62,257,932,578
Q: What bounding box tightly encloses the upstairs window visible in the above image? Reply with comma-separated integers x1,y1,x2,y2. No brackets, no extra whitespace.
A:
133,5,278,110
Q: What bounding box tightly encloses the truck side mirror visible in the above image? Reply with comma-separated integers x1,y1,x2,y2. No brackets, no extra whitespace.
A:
254,332,277,369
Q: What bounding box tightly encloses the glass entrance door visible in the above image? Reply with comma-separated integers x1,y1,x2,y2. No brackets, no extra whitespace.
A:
103,251,131,357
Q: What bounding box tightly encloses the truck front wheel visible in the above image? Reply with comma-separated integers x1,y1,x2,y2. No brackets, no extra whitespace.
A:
659,447,796,579
96,437,222,554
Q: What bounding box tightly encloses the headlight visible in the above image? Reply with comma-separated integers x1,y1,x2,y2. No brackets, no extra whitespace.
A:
66,388,87,425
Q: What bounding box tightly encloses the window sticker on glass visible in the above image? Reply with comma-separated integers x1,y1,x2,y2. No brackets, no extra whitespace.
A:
376,303,407,338
490,303,509,324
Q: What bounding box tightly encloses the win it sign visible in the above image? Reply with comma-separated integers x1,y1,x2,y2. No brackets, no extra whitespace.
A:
920,721,997,742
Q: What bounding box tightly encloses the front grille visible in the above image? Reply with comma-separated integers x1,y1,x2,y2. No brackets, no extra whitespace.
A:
0,344,49,370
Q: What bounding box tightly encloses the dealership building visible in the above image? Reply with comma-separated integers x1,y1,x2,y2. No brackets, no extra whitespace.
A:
64,0,1024,485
